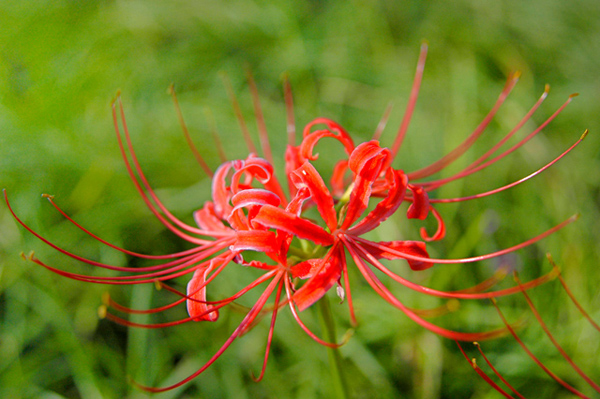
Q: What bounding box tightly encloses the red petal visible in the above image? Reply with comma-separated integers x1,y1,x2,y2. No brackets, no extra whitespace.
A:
331,160,350,198
211,161,235,218
290,162,337,231
187,267,219,322
285,145,303,198
407,184,430,220
231,230,279,253
341,141,391,229
300,118,355,161
252,205,334,246
293,249,343,311
290,259,320,279
349,168,408,235
368,240,434,271
420,205,446,241
231,155,288,206
231,188,281,211
193,202,232,233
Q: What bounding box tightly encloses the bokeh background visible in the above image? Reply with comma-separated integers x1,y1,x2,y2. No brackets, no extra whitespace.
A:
1,1,599,398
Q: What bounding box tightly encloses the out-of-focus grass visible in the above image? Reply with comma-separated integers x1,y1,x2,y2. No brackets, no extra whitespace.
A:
1,1,599,398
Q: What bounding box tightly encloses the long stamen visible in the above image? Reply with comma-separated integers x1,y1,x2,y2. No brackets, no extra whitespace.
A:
252,277,284,382
408,71,521,180
390,42,428,159
352,238,559,300
5,191,233,276
423,93,577,191
283,74,296,147
514,272,600,393
352,214,577,265
12,195,234,276
455,341,515,399
115,97,216,240
431,130,587,203
45,194,229,259
473,342,526,399
221,72,258,154
342,235,512,341
168,84,213,177
547,254,600,332
247,70,274,165
283,277,350,348
27,247,230,284
131,271,284,393
491,298,590,399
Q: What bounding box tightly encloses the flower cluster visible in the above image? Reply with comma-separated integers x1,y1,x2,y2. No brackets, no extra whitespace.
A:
6,44,597,396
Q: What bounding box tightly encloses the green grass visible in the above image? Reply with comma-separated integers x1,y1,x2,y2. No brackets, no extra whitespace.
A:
1,1,599,398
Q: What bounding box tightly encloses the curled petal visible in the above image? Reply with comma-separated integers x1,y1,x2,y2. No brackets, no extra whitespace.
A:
368,240,433,271
342,141,391,229
286,186,311,216
231,188,281,211
187,267,219,322
348,140,391,175
231,156,273,192
252,205,334,246
211,161,235,218
291,162,337,231
301,118,355,160
232,230,279,253
229,155,288,205
407,184,430,220
420,205,446,241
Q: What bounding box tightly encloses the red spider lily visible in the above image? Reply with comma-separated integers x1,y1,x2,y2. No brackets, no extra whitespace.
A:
5,43,596,395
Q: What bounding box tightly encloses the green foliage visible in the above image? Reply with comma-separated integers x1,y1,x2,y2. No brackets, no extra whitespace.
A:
1,1,599,398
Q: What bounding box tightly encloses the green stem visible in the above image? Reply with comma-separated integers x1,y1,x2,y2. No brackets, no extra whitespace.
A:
318,296,349,399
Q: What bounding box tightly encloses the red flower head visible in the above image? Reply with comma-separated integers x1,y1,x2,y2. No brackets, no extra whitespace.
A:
6,44,597,396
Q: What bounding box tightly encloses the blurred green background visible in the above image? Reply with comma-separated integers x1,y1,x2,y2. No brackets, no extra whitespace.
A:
1,1,599,398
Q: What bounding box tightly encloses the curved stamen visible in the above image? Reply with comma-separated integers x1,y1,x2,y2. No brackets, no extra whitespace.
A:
408,71,521,180
351,238,560,300
168,84,213,177
473,342,527,399
547,254,600,332
114,97,216,240
455,341,515,399
431,130,587,203
423,93,577,191
131,271,284,393
45,194,231,259
390,42,428,159
491,299,590,399
221,72,258,154
514,272,600,393
252,277,284,382
342,236,513,341
351,214,577,265
284,277,349,348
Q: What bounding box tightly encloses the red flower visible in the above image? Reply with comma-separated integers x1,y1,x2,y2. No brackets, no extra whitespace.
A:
5,44,596,396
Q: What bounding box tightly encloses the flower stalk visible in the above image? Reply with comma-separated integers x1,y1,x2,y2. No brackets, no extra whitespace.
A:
318,296,349,399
